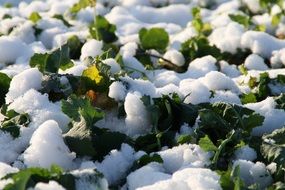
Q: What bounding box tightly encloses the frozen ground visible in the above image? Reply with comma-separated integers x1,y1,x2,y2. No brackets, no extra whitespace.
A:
0,0,285,189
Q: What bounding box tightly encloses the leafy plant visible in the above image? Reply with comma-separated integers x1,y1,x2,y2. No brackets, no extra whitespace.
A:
30,43,74,73
261,127,285,181
70,0,95,14
89,15,118,43
139,28,169,52
0,106,30,138
0,72,11,106
62,95,131,161
2,165,76,190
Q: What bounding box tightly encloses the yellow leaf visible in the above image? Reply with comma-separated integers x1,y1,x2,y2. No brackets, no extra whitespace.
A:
82,65,103,84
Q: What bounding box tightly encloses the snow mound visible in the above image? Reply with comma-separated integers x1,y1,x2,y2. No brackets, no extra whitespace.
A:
21,120,75,170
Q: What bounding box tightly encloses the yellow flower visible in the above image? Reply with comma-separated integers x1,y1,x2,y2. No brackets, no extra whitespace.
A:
83,65,103,84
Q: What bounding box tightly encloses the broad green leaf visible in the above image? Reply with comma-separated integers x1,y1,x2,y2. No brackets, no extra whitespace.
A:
177,134,193,145
62,94,103,123
229,14,252,28
2,166,76,190
0,108,30,138
199,135,218,152
272,13,282,26
241,93,257,104
139,28,169,52
180,36,221,63
89,15,118,43
29,12,41,23
261,127,285,168
30,44,74,73
0,72,11,106
277,74,285,84
67,35,83,59
62,95,130,160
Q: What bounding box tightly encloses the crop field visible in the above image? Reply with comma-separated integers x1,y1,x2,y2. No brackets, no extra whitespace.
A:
0,0,285,189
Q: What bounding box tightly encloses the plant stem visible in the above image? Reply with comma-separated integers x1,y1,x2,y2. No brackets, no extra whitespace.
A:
137,52,185,73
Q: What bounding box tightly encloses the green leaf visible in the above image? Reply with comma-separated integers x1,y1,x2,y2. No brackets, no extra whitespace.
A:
191,7,201,19
29,12,42,23
53,15,72,27
180,36,221,63
261,127,285,168
199,135,218,152
0,72,11,106
2,166,76,190
62,94,104,124
197,102,264,134
239,64,248,75
131,154,163,171
275,93,285,110
218,167,234,190
177,134,193,145
229,14,252,28
70,0,92,14
89,15,118,43
39,73,73,102
272,13,282,26
139,28,169,52
277,74,285,84
231,165,246,190
30,44,74,73
0,108,30,138
67,35,83,59
268,182,285,190
62,95,131,160
240,93,257,104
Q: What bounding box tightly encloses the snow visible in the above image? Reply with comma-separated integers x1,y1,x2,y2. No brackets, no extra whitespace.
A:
241,31,285,58
200,71,240,93
80,40,103,61
209,22,244,54
108,81,127,102
95,144,136,185
186,55,218,79
234,145,257,161
21,120,75,170
0,36,32,64
0,162,18,178
6,68,43,104
245,97,285,136
270,48,285,68
124,92,151,136
244,54,268,71
127,163,171,190
158,144,212,173
8,89,70,131
136,167,222,190
179,79,211,104
163,49,185,67
0,0,285,189
102,58,121,75
71,168,109,190
233,160,272,188
34,181,66,190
